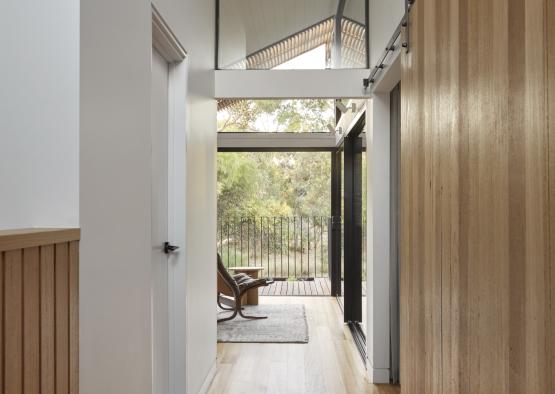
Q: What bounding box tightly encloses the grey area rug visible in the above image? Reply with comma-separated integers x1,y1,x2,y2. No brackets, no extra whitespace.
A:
217,304,309,343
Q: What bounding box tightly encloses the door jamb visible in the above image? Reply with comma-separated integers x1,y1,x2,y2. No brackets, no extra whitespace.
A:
151,6,188,394
152,5,187,62
342,117,364,323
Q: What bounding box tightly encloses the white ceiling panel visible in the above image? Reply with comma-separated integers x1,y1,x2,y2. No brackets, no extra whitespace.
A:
220,0,336,66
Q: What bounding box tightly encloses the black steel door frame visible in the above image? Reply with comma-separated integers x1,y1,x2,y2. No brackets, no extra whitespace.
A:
218,146,339,296
330,147,342,297
389,82,401,382
330,115,365,322
342,128,363,323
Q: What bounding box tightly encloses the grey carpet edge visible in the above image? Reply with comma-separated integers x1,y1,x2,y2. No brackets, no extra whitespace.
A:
217,304,309,344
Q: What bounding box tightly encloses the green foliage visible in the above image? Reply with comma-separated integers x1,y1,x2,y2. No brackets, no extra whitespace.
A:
217,152,330,220
216,102,369,280
217,99,334,133
217,99,334,220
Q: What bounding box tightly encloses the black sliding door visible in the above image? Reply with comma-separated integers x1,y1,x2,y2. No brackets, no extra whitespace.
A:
390,82,401,383
330,114,364,326
342,130,363,323
330,148,343,298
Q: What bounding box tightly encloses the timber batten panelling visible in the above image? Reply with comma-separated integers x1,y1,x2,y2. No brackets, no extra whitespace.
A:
0,228,79,394
549,0,555,389
400,0,553,393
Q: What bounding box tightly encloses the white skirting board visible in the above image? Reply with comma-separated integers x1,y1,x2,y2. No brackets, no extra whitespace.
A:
366,358,390,384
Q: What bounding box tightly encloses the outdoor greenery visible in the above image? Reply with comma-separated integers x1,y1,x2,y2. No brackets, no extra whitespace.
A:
218,152,331,220
217,99,335,219
217,100,334,277
217,99,335,133
216,100,368,279
217,151,331,278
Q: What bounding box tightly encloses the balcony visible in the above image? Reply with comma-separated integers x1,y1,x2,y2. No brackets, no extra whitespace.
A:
217,215,367,296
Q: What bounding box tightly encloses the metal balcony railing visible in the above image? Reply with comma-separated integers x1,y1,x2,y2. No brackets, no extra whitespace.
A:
217,216,367,281
217,217,331,279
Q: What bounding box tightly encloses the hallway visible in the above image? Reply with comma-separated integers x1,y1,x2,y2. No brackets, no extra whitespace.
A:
208,297,399,394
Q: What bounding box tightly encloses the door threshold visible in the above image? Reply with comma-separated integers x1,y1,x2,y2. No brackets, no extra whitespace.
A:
348,321,366,363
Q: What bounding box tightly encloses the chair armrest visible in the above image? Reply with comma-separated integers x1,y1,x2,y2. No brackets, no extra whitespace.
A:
234,274,253,285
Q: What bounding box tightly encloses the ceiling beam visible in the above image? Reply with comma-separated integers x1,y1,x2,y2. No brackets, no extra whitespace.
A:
333,0,346,68
217,131,366,152
215,69,372,99
218,132,339,151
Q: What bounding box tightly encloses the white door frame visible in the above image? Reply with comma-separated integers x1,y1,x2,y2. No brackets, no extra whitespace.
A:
365,49,402,383
152,5,188,394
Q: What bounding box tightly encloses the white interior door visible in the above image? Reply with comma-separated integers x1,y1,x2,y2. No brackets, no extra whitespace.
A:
151,48,170,394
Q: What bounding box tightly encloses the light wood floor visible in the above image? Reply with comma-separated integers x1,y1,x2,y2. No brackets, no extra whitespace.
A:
208,297,399,394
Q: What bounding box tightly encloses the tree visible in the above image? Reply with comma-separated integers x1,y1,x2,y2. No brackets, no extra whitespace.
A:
217,99,334,133
217,99,334,219
217,100,334,274
218,152,330,220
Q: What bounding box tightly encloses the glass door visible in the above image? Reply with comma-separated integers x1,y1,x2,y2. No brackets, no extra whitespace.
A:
330,109,365,359
361,149,367,335
330,122,364,321
341,144,345,309
330,146,343,300
342,131,363,324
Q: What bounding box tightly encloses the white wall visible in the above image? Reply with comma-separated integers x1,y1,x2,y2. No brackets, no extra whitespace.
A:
365,95,391,383
80,1,152,393
0,0,79,230
218,0,335,68
80,1,216,393
369,0,404,68
344,0,366,24
153,1,217,392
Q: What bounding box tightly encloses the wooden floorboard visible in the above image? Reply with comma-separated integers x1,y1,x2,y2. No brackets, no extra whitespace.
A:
287,281,294,296
260,284,268,296
259,278,363,296
322,278,331,294
210,297,400,394
317,279,325,295
299,281,306,296
310,280,318,295
259,279,368,296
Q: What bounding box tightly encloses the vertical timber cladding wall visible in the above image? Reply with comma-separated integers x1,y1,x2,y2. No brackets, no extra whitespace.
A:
0,229,79,394
400,0,554,393
550,2,555,393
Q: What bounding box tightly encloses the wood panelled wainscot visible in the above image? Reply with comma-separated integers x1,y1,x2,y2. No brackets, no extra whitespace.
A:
0,228,79,394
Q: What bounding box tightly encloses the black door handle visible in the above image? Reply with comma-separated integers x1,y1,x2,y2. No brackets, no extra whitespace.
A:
163,242,179,254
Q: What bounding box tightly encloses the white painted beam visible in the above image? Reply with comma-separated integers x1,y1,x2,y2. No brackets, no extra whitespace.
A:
215,69,372,99
218,132,338,150
217,131,366,151
336,99,367,136
371,50,401,94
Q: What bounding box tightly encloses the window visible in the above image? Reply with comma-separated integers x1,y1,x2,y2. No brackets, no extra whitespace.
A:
217,0,368,70
217,99,336,133
217,152,331,278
